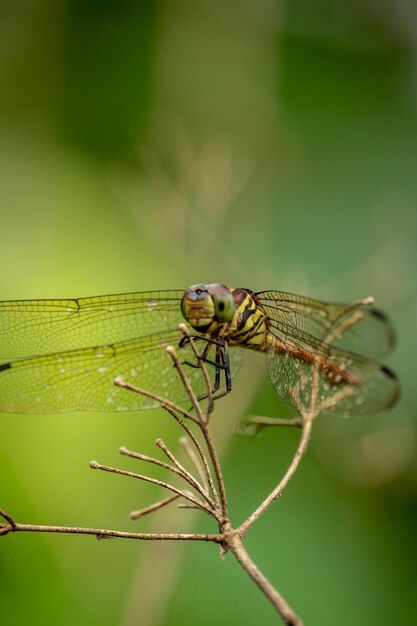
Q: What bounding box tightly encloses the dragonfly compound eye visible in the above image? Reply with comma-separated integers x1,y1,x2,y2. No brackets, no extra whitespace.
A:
206,284,235,323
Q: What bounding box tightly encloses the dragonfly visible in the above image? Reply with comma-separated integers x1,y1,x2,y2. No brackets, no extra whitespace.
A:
0,283,399,416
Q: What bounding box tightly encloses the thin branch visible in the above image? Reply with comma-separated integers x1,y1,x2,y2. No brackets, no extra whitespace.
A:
119,446,189,481
113,377,198,423
121,443,212,506
162,404,220,511
236,416,303,436
200,421,229,523
179,435,208,492
238,418,313,536
324,310,364,346
317,386,354,414
177,503,206,510
166,345,205,422
238,299,369,535
130,494,180,520
0,516,222,542
155,438,212,505
321,296,373,339
89,461,215,517
228,534,303,626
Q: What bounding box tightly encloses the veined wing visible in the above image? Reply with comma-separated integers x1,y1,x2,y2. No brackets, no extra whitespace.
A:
266,341,399,416
257,291,399,416
0,330,243,414
256,291,396,361
0,291,184,360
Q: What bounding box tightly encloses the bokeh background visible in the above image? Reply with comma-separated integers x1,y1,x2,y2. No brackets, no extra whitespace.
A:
1,1,416,625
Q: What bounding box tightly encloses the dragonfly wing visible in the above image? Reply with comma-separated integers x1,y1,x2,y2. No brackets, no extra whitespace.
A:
0,330,242,413
0,291,184,360
266,339,399,416
256,291,396,360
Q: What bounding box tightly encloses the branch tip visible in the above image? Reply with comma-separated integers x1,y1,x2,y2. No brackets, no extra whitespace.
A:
362,296,374,305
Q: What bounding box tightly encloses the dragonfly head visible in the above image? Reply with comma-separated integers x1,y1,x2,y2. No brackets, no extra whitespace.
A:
181,283,235,332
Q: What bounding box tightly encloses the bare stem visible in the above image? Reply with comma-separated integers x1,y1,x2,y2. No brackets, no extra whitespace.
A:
155,438,212,505
239,418,313,535
325,310,364,346
228,534,303,626
89,461,215,517
179,435,208,492
0,517,222,542
200,421,229,523
119,446,190,481
120,442,211,505
237,416,303,436
166,345,205,422
113,378,198,423
162,404,220,511
130,494,181,520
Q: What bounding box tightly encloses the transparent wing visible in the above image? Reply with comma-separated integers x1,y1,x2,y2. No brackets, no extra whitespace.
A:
266,342,399,417
0,331,243,414
0,290,243,413
256,291,396,360
0,291,185,360
256,291,399,416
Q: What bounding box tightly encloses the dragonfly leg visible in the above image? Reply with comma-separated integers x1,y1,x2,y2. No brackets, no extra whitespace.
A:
200,342,232,402
178,333,226,350
211,342,232,399
177,332,232,406
180,335,228,371
189,340,232,403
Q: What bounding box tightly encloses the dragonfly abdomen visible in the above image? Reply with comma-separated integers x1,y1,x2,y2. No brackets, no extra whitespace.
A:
267,333,361,386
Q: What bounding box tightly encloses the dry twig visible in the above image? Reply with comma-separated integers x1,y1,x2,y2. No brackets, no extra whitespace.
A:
0,306,370,625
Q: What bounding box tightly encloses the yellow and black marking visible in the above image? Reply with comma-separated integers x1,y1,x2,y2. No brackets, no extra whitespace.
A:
225,288,269,350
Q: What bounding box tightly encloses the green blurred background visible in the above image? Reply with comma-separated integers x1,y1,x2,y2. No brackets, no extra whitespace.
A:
1,1,416,625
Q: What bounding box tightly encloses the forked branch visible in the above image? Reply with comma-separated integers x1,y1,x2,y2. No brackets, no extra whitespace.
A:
1,306,369,626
